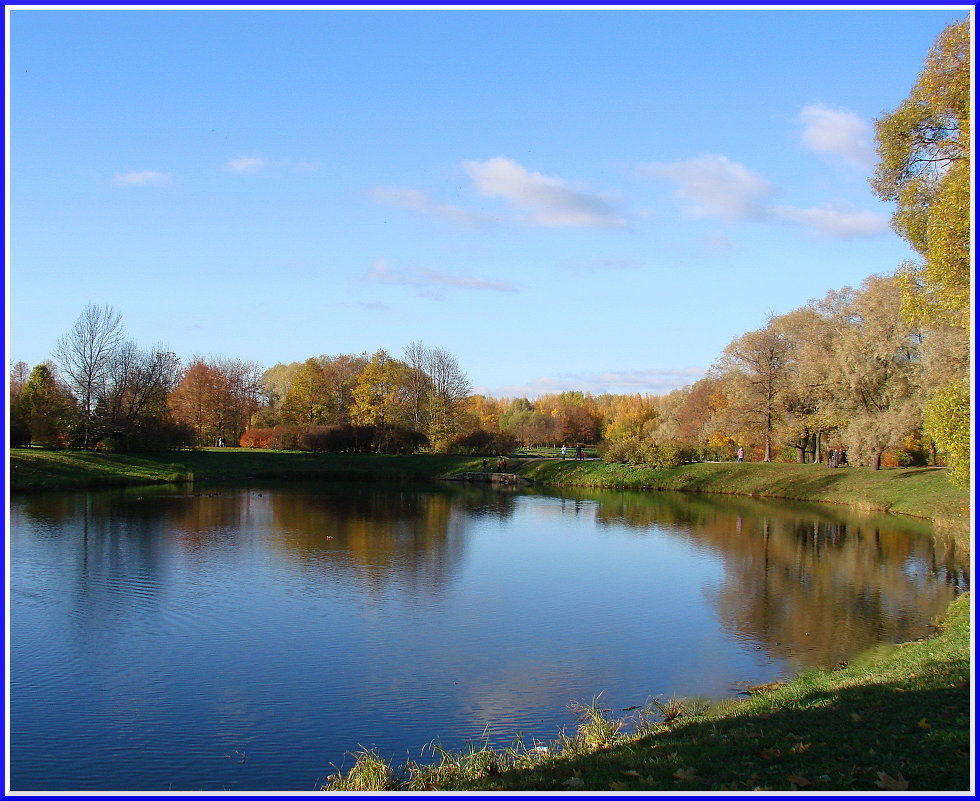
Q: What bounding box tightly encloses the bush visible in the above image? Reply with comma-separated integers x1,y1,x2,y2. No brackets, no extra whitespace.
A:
448,429,518,455
94,417,194,452
240,427,274,448
600,438,691,468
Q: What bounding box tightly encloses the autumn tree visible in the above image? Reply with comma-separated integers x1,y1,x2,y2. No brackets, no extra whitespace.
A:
171,357,261,447
279,358,335,425
716,318,791,461
598,393,659,443
872,19,970,331
321,353,369,425
871,19,971,486
170,360,226,446
349,350,415,431
818,276,924,470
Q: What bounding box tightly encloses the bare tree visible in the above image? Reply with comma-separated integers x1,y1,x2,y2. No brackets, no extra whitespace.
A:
404,340,430,431
425,346,472,449
55,303,124,446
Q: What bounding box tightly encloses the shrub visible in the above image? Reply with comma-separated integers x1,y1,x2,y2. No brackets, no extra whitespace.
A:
448,429,518,455
240,427,275,448
600,438,691,469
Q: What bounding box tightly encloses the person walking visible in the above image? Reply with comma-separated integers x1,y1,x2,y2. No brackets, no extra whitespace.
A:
736,446,744,463
561,445,567,460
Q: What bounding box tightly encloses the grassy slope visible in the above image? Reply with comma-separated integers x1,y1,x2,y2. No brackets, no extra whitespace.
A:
7,448,484,492
517,459,969,523
8,450,970,525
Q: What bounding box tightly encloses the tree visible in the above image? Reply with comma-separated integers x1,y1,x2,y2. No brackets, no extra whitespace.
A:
55,303,123,446
424,346,471,451
349,350,415,432
170,360,228,446
871,19,970,484
923,377,969,488
820,276,924,471
279,358,334,425
716,318,791,461
19,362,78,447
872,20,970,331
9,361,31,446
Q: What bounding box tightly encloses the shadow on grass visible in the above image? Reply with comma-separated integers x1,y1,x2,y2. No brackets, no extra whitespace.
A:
460,676,971,792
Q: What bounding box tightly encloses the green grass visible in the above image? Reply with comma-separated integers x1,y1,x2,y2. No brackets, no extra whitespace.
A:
326,593,973,791
7,448,486,492
7,448,193,491
516,459,970,526
10,449,968,525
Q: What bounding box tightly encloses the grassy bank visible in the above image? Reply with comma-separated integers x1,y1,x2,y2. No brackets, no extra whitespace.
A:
328,592,971,792
8,449,969,526
7,448,484,492
7,449,194,491
517,459,970,525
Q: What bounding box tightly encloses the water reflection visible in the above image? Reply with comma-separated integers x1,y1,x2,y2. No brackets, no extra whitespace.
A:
9,482,969,790
526,487,967,667
13,484,967,672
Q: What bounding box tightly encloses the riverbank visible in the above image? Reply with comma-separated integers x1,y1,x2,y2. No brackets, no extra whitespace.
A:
9,449,969,525
327,591,972,791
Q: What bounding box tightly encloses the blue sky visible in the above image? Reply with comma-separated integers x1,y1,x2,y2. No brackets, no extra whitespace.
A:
6,6,971,398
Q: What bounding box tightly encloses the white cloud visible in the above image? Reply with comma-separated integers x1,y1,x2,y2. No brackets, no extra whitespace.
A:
113,170,171,187
371,186,493,227
366,258,517,294
774,203,890,239
483,367,704,398
640,155,774,222
799,104,875,169
462,156,629,229
225,155,266,174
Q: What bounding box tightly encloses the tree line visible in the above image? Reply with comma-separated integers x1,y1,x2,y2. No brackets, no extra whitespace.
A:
8,22,969,488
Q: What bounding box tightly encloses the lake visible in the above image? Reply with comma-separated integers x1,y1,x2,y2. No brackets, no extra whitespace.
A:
7,481,968,791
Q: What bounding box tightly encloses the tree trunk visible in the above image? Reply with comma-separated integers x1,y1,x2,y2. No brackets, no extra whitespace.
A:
872,450,882,470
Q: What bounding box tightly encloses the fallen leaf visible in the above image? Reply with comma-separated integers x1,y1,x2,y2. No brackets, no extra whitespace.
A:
876,772,909,790
674,768,699,782
622,770,641,778
608,782,631,790
787,775,811,787
760,748,780,760
917,717,931,729
850,713,863,723
562,777,585,789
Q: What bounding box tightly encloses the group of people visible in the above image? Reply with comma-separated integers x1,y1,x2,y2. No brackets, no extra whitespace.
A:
827,447,848,468
560,445,586,460
481,457,509,473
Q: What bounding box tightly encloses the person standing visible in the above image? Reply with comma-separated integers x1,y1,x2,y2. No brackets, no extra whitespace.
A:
736,446,744,463
561,445,567,460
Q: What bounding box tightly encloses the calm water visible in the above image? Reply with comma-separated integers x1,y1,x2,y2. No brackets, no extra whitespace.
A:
8,481,968,791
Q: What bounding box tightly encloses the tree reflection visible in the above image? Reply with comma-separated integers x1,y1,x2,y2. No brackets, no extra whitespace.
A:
542,487,968,668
